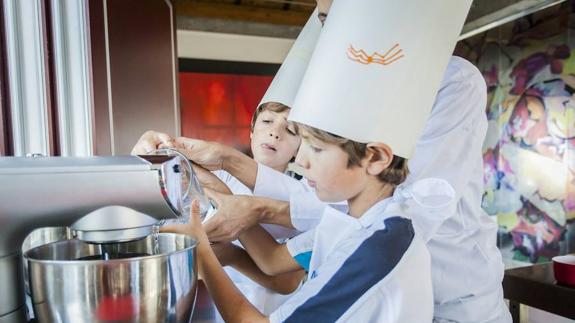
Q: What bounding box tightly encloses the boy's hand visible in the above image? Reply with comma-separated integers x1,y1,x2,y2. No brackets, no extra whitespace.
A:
161,200,211,282
174,137,230,171
161,200,209,248
203,189,261,243
211,242,243,267
131,130,175,155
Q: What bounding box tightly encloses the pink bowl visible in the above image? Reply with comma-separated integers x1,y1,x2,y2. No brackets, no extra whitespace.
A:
552,254,575,287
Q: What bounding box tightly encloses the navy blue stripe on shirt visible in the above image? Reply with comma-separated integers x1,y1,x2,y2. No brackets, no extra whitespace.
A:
283,217,415,323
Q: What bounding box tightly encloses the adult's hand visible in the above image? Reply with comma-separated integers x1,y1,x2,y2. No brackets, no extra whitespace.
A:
174,137,258,189
173,137,229,171
203,188,294,243
131,130,175,155
203,188,262,243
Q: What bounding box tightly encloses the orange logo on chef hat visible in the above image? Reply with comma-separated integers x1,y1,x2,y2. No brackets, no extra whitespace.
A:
347,43,404,66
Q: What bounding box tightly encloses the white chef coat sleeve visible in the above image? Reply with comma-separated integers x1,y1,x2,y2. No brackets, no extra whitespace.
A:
253,163,311,201
404,58,487,238
286,228,315,271
390,178,456,243
407,58,487,201
212,169,232,183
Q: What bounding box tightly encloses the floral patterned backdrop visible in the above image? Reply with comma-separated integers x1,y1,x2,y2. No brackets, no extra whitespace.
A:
455,1,575,263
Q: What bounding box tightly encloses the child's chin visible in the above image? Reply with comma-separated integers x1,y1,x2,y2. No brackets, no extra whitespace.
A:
315,192,340,203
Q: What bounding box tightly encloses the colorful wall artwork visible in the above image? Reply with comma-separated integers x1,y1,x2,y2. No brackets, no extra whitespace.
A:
455,2,575,263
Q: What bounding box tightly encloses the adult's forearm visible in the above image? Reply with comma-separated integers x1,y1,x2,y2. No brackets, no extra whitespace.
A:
254,197,294,229
223,148,258,190
202,194,293,243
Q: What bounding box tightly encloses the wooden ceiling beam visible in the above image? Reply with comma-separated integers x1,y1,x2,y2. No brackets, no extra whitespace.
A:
175,1,313,26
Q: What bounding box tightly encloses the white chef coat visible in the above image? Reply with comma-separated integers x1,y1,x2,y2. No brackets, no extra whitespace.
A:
271,197,434,323
253,57,512,322
212,170,300,317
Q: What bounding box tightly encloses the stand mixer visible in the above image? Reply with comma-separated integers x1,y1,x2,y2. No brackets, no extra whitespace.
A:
0,154,207,322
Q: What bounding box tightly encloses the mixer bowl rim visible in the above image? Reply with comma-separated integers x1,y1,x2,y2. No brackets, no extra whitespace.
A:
23,232,199,265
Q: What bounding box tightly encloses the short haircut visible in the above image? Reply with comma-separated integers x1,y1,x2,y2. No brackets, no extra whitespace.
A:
250,102,293,132
298,123,408,186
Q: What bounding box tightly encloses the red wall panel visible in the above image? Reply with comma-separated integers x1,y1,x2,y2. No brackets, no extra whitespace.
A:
180,72,273,154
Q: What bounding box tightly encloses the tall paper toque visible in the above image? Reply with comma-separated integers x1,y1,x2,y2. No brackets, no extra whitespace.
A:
289,0,473,158
259,9,322,108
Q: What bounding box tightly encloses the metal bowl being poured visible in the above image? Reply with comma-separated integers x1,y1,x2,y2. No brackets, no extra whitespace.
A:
148,148,216,222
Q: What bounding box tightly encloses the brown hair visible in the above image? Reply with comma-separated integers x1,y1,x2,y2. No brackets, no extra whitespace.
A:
251,102,293,132
298,123,408,186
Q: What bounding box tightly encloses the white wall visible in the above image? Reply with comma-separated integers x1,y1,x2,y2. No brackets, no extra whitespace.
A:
177,30,294,63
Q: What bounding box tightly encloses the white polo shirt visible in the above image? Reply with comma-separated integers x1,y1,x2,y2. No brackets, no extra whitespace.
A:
270,198,434,323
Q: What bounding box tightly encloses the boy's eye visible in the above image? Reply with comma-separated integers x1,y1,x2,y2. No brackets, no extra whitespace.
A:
311,146,322,153
286,126,297,136
262,119,272,124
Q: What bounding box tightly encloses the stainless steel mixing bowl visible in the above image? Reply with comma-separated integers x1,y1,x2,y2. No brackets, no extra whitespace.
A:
24,233,198,323
22,226,72,296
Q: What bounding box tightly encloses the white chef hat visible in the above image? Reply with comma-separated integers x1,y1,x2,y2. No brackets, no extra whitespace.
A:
258,9,322,108
289,0,472,158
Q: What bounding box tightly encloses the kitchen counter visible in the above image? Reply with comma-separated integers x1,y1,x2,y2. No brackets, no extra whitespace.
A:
503,263,575,322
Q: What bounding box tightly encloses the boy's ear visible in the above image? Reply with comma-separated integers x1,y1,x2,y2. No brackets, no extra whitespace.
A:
365,143,393,176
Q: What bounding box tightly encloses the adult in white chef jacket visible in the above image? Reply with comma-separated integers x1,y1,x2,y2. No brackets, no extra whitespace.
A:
135,2,512,323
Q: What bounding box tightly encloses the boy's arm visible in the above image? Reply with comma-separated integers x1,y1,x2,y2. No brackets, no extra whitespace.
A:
198,238,269,323
161,201,269,323
212,243,305,295
239,225,303,276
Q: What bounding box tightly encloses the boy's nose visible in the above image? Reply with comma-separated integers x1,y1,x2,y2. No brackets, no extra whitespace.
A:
269,125,281,139
295,149,308,169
